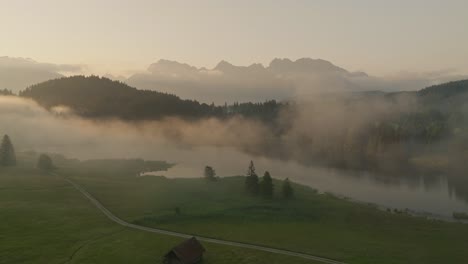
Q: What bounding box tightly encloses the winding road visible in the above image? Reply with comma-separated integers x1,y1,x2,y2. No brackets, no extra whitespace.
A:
64,177,347,264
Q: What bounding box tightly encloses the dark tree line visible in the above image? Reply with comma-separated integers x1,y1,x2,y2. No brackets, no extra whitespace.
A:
224,100,284,123
0,89,14,96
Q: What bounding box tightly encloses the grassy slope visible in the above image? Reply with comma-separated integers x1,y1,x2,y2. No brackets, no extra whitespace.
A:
0,161,318,264
60,161,468,264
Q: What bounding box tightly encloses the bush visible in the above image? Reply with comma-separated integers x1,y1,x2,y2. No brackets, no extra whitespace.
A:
453,212,468,220
37,154,54,171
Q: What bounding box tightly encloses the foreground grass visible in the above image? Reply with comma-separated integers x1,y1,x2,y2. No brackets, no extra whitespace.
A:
60,159,468,264
0,160,319,264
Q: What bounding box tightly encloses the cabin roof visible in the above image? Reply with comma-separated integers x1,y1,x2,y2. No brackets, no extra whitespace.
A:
165,237,205,263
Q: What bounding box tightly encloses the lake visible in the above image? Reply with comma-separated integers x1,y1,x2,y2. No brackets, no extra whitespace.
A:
142,145,468,218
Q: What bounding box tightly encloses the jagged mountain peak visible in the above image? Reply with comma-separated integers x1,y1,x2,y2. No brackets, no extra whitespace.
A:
269,57,348,74
148,59,199,74
214,60,236,71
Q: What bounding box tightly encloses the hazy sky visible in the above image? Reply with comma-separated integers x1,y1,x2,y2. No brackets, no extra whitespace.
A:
1,0,467,76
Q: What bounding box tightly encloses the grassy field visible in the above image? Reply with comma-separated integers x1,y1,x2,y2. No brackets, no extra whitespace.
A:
0,156,320,264
57,158,468,264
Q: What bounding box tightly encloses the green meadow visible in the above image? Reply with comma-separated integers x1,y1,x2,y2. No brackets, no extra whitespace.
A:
2,154,468,263
0,156,318,264
59,158,468,264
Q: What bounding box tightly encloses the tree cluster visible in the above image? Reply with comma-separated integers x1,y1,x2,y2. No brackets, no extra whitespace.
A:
245,160,293,199
0,89,14,96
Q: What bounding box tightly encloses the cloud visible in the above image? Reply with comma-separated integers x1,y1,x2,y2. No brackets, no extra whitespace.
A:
0,57,84,92
0,57,83,72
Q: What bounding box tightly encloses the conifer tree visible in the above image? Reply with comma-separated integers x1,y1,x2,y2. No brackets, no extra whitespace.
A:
0,135,16,166
260,171,274,198
245,160,259,195
282,178,294,199
204,166,216,181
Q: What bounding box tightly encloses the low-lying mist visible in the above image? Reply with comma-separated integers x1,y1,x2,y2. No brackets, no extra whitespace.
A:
0,96,270,160
4,94,468,216
0,92,436,173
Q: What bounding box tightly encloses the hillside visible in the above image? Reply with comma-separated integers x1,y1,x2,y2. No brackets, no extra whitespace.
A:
417,80,468,113
20,76,223,120
418,79,468,98
19,76,284,122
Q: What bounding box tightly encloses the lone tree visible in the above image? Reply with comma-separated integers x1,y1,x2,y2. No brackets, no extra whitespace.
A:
245,160,259,195
0,135,16,166
37,154,54,171
282,178,294,199
260,171,274,198
204,166,217,181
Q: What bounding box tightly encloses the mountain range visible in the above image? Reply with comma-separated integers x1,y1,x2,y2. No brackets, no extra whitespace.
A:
127,58,467,103
2,56,467,104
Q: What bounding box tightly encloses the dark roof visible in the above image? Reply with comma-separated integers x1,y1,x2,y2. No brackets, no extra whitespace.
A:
165,237,205,264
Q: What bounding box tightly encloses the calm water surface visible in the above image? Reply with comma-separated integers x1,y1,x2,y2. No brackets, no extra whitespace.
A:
143,146,468,218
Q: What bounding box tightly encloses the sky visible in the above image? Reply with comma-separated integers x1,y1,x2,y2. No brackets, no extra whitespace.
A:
1,0,467,76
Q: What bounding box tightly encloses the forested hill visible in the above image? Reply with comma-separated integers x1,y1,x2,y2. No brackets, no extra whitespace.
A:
418,79,468,98
19,76,283,121
416,79,468,113
14,75,468,174
20,76,223,120
18,75,468,123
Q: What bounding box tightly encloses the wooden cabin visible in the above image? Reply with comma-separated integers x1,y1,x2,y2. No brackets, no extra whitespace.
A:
163,237,205,264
